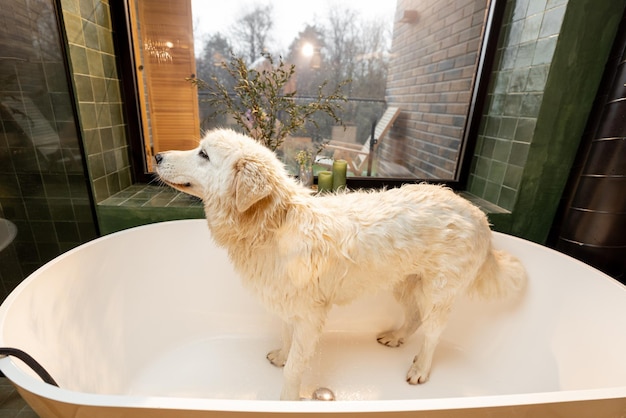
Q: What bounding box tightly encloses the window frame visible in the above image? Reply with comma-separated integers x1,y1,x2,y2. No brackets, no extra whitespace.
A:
111,0,506,189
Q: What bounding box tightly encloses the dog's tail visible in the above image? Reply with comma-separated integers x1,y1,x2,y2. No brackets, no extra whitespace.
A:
468,248,527,299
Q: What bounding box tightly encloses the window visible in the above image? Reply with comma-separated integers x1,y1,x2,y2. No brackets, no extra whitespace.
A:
113,0,503,187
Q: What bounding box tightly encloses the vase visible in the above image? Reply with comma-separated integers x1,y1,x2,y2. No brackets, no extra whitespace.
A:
298,164,314,188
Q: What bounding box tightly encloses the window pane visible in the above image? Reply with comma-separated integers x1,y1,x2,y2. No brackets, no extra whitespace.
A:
189,0,488,180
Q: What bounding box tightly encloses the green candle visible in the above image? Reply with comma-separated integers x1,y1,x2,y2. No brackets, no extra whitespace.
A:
317,171,333,193
332,159,347,191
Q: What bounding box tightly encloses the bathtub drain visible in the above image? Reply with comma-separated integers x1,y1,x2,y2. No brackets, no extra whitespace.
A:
311,387,336,401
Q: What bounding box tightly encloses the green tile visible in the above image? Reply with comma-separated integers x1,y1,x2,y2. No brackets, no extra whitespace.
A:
96,102,112,127
488,94,505,115
512,0,530,22
83,128,102,155
473,156,491,178
55,221,80,242
526,65,549,91
520,93,543,117
515,41,536,67
69,44,89,74
43,174,72,198
484,116,501,137
526,0,548,17
532,36,557,65
503,164,523,189
23,198,52,220
514,118,536,142
102,54,117,79
503,94,523,116
520,14,543,43
508,68,529,92
493,70,512,94
82,20,99,50
105,78,121,102
74,74,94,102
483,181,501,203
88,154,105,178
467,174,487,197
488,160,507,184
482,136,496,158
539,5,566,38
498,186,518,211
30,221,56,241
501,46,518,70
62,11,85,46
493,138,513,161
98,26,115,55
507,20,525,46
86,49,104,77
45,62,70,93
498,117,518,139
94,1,111,29
49,199,75,220
100,127,114,150
79,0,96,22
109,103,124,125
61,0,80,14
509,141,530,166
106,172,121,195
91,76,107,101
78,102,97,130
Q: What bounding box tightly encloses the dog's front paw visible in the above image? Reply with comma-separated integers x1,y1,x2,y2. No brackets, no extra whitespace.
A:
376,330,405,347
267,349,287,367
406,355,430,384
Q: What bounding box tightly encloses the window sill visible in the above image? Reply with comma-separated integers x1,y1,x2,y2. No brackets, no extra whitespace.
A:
97,185,204,234
96,186,512,236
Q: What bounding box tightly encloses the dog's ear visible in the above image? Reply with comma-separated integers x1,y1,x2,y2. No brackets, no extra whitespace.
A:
234,157,272,212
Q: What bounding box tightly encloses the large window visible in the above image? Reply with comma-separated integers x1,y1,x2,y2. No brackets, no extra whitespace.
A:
115,0,502,186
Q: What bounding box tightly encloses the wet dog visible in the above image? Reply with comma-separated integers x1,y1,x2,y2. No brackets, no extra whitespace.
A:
155,128,527,400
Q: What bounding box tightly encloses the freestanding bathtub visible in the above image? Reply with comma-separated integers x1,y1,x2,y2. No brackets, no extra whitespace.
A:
0,219,625,417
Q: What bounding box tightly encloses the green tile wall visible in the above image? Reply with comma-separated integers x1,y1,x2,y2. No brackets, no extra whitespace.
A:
61,0,132,203
467,0,567,211
0,0,98,300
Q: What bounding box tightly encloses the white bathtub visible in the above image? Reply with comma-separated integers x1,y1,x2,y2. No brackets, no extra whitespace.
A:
0,219,625,417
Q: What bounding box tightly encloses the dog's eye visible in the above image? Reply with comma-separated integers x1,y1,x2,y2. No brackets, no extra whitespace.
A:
198,149,210,161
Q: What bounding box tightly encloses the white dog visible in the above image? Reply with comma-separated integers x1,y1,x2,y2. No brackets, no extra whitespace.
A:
155,128,527,400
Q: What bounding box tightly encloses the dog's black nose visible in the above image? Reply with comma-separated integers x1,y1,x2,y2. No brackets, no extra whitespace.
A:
155,153,163,165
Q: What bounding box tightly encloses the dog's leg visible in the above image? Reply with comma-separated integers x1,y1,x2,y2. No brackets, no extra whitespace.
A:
267,321,292,367
280,311,327,400
406,296,453,384
377,275,421,347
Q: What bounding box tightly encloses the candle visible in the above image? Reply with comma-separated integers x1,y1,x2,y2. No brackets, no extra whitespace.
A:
317,171,333,193
332,159,347,191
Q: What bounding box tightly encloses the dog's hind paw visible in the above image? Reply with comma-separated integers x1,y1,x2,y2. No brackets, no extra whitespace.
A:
376,331,405,347
267,349,287,367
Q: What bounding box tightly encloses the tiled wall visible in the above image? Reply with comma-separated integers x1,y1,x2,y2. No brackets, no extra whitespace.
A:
60,0,132,203
467,0,567,210
0,0,98,299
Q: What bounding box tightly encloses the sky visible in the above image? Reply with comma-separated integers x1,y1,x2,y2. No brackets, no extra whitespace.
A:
191,0,397,54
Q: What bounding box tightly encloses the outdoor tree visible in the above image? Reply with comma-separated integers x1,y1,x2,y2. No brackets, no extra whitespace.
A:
230,3,274,64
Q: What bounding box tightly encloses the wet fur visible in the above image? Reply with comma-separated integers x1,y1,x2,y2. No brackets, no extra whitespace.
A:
155,129,527,400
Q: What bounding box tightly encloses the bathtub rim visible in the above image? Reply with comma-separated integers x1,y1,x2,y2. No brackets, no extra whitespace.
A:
2,367,626,414
0,219,625,414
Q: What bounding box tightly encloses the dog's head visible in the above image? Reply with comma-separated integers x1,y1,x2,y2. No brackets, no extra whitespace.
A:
155,129,290,213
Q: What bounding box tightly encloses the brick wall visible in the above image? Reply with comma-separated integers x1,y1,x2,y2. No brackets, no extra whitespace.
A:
383,0,487,179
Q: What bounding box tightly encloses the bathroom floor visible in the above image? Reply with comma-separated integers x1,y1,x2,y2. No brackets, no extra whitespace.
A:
0,378,37,417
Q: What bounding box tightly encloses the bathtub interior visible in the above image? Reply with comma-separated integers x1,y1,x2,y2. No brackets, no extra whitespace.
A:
0,219,625,404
